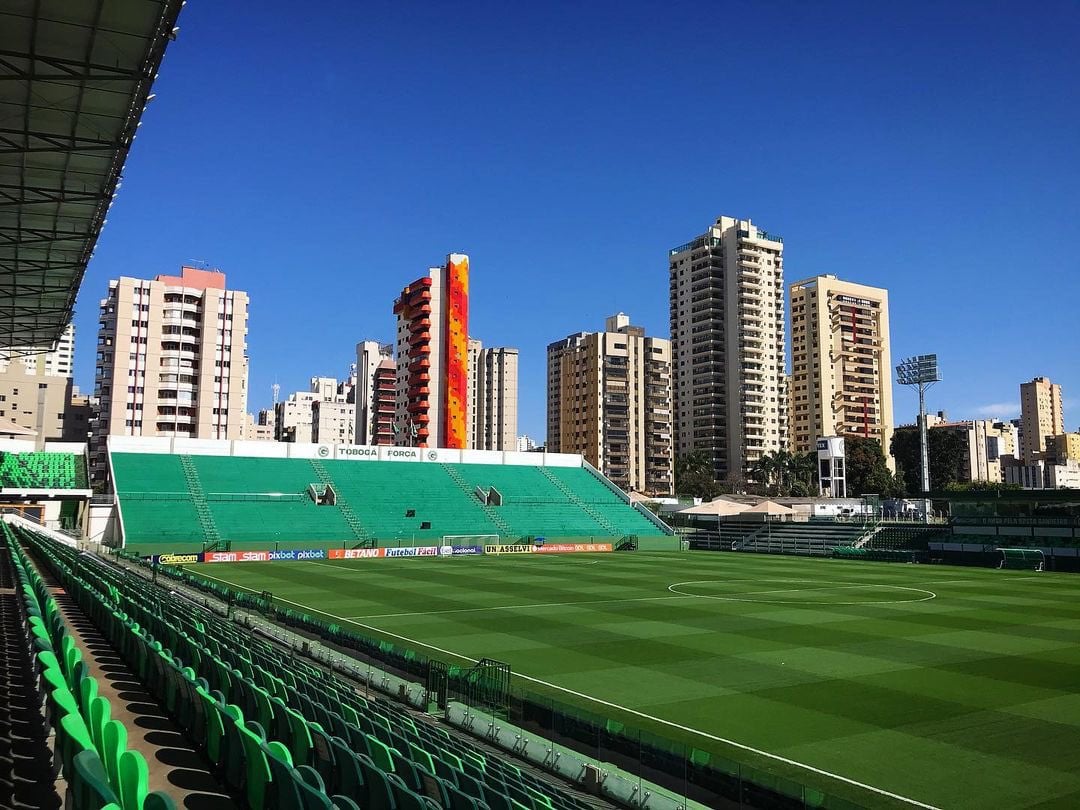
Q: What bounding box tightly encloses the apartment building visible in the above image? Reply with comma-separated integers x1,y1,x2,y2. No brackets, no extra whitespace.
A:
925,415,1017,483
1046,433,1080,464
1019,376,1064,463
668,216,787,482
91,266,249,481
392,254,469,448
277,375,355,444
789,275,893,457
0,323,85,444
355,341,396,446
547,313,673,495
467,340,519,451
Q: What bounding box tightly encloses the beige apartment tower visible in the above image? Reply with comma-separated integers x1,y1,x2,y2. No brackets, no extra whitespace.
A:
91,266,249,482
1019,376,1064,463
668,216,787,483
467,341,519,451
547,313,673,495
789,275,894,457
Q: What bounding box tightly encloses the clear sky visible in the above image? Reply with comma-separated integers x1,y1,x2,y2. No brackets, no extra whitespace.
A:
74,0,1080,439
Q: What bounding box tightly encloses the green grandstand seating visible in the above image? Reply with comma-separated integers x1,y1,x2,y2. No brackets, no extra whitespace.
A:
111,453,669,547
18,526,596,810
0,451,87,489
3,523,179,809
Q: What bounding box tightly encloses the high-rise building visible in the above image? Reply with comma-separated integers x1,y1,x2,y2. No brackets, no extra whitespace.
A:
516,434,537,452
924,415,1016,483
275,391,317,442
467,340,519,451
0,323,83,444
789,275,894,457
91,266,249,481
1019,376,1064,463
547,313,673,494
668,216,787,483
0,322,74,378
466,338,484,447
355,341,394,445
392,254,469,448
368,358,396,446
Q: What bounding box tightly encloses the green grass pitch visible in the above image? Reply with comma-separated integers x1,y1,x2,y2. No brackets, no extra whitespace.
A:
188,551,1080,809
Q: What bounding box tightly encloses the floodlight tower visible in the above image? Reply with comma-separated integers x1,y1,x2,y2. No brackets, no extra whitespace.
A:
896,355,941,495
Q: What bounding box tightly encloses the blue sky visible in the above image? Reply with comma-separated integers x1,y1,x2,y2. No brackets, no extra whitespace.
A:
74,0,1080,439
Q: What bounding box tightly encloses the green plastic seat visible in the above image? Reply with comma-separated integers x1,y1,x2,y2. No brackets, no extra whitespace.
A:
144,792,179,810
101,719,128,794
72,748,121,810
327,736,366,801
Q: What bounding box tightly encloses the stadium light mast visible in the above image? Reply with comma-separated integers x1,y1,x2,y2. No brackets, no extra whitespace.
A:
896,354,941,496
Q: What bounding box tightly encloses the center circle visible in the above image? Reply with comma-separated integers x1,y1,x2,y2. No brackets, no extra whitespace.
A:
667,578,936,605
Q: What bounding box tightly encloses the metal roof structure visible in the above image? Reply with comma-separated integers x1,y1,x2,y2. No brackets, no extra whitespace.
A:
0,0,185,351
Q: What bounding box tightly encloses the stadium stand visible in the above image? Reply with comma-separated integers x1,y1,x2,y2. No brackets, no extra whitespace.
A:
111,452,669,550
0,451,88,489
15,524,600,810
3,523,191,808
689,519,868,556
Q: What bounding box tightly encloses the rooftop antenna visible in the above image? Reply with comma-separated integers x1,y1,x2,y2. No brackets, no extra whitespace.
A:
185,258,210,269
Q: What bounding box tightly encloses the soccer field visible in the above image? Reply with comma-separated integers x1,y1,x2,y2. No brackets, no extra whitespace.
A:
188,551,1080,809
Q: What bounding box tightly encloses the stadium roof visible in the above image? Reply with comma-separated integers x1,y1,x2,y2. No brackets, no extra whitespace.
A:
0,0,184,350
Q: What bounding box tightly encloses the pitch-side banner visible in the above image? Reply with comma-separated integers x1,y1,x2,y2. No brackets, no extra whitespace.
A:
148,552,203,565
533,543,613,554
484,543,612,555
327,548,386,560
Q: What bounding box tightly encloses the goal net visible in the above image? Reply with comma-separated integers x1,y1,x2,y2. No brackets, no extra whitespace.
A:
998,548,1044,571
442,534,499,547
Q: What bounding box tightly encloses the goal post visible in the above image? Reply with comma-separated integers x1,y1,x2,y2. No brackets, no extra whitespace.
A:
998,548,1044,571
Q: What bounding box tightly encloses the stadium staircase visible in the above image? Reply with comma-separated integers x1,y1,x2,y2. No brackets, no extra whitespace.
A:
539,468,619,536
13,524,602,810
853,523,883,549
309,461,373,548
179,455,223,550
441,464,511,536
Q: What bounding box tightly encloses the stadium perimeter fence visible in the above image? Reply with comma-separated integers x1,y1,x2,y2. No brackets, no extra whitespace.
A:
132,552,877,810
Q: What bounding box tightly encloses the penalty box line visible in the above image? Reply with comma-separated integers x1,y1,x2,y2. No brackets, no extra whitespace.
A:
194,568,940,810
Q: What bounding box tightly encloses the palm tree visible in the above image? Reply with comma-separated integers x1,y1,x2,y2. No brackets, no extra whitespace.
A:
790,451,818,491
748,454,777,492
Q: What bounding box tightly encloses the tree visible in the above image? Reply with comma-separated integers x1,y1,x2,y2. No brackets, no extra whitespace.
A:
891,426,969,493
943,480,1022,493
675,451,720,499
845,436,905,497
749,452,781,493
790,451,818,493
750,449,817,496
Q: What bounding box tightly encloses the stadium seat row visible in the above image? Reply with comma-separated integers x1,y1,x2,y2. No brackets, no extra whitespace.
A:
0,451,87,489
18,526,595,810
4,523,175,809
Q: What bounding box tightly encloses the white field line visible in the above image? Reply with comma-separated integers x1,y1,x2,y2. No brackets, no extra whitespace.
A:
668,580,938,605
193,566,940,809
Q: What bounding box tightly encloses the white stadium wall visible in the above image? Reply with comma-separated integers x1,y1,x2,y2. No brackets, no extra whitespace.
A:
106,435,585,471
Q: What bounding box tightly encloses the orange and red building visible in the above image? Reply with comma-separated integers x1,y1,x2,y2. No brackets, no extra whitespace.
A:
392,254,469,448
